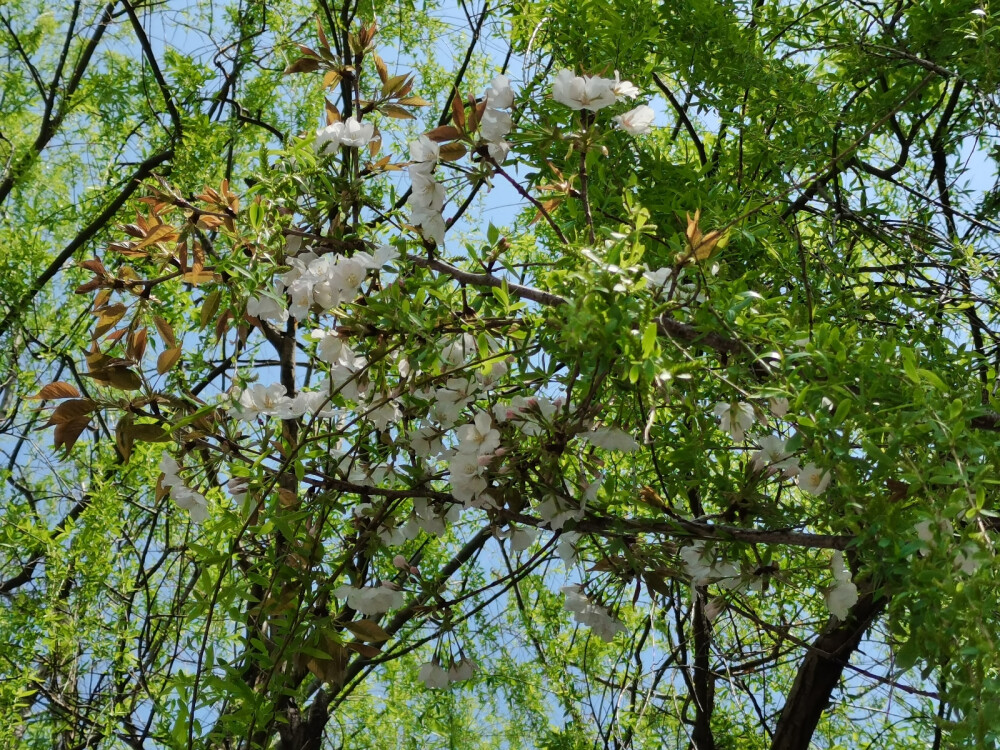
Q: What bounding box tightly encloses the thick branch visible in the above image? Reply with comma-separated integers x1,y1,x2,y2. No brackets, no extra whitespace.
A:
770,585,885,749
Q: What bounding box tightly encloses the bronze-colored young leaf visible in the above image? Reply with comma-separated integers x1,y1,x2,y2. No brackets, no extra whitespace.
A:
126,423,170,443
29,382,81,400
283,57,321,75
93,303,127,339
86,366,143,391
346,642,381,658
127,328,148,362
424,125,461,142
438,142,468,162
344,619,390,642
115,414,134,463
44,399,96,426
382,73,409,96
200,290,222,328
372,52,388,84
157,347,182,374
380,103,415,120
451,92,466,130
54,416,92,454
135,223,179,250
397,95,430,107
153,315,176,348
322,70,342,90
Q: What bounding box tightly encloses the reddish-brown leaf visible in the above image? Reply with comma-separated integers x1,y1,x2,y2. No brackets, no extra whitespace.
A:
136,223,178,249
29,382,81,400
54,417,92,453
44,399,97,426
156,347,182,374
344,619,390,642
85,366,143,391
424,125,462,142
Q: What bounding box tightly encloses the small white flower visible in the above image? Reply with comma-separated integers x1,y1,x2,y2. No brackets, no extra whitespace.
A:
456,410,501,456
448,657,476,683
246,292,289,326
643,266,672,290
611,71,640,100
551,69,617,111
769,397,790,418
339,116,374,148
614,104,655,135
333,584,404,615
830,551,852,583
507,525,539,553
825,581,858,620
314,121,344,153
418,660,450,689
479,107,512,143
713,401,755,442
561,585,626,642
954,545,981,575
751,435,799,475
797,463,831,496
485,74,514,109
583,427,640,452
409,135,440,165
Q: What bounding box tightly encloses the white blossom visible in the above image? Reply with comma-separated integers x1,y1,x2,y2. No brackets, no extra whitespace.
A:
611,71,640,100
339,116,374,148
551,69,617,111
824,551,858,620
314,121,344,153
644,266,673,290
418,660,450,689
751,435,799,475
485,74,514,110
409,135,440,165
159,453,208,523
824,580,858,620
561,585,626,642
447,657,476,683
456,410,501,456
797,463,831,496
582,427,640,452
769,397,790,418
448,451,488,503
507,525,539,552
479,107,512,143
681,542,739,588
333,584,404,615
614,104,655,135
713,401,755,442
246,291,289,326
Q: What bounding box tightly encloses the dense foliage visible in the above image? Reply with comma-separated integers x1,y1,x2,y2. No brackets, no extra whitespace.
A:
3,1,1000,748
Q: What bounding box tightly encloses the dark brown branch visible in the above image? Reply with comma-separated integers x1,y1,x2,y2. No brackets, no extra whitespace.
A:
770,584,885,749
653,73,707,167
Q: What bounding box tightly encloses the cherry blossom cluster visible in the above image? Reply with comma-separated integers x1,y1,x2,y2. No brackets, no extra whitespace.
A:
159,453,209,523
314,116,375,153
479,74,514,163
407,136,445,245
562,585,626,642
915,518,982,575
333,583,405,616
714,400,833,496
550,68,654,134
824,551,858,620
681,542,740,588
418,656,475,689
